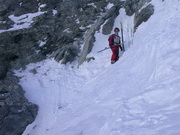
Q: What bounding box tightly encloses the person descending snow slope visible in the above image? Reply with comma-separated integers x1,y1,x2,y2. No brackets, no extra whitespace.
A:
108,27,123,64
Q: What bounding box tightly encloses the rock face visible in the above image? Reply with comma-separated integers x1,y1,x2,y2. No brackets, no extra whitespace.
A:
124,0,154,30
0,52,38,135
0,53,18,80
0,0,155,134
134,4,154,30
0,73,38,135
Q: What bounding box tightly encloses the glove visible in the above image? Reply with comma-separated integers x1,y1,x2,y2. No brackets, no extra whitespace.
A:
119,45,123,51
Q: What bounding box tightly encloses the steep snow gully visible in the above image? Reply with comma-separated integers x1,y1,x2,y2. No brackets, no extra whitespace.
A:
15,0,180,135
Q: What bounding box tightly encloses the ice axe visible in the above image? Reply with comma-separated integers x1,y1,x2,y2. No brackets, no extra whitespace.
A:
97,47,110,53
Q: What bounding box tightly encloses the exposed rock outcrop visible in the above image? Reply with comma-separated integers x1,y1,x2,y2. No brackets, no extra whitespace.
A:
0,72,38,135
124,0,154,30
0,52,38,135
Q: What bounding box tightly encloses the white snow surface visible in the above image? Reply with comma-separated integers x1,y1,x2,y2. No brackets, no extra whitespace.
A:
15,1,180,135
52,10,58,16
87,3,97,8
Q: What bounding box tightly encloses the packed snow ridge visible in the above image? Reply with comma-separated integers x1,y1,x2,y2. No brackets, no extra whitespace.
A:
15,0,180,135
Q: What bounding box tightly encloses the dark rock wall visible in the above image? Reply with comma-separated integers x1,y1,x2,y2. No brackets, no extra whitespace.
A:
124,0,154,31
0,52,38,135
0,72,38,135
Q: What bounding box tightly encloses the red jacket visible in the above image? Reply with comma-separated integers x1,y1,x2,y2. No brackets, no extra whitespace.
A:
108,34,122,50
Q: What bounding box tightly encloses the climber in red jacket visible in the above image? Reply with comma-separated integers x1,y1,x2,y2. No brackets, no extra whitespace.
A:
108,27,123,64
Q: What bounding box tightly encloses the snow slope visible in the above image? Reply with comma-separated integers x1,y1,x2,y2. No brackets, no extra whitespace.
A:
15,0,180,135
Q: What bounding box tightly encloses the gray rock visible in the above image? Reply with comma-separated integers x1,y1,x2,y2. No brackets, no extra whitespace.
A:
0,61,9,80
86,57,95,62
0,0,19,17
124,0,138,16
12,0,38,16
124,0,151,16
0,53,18,80
0,17,14,30
134,4,154,30
29,69,37,74
54,41,80,64
61,47,79,64
102,6,121,35
124,0,154,31
0,73,38,135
